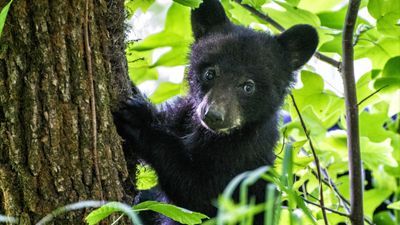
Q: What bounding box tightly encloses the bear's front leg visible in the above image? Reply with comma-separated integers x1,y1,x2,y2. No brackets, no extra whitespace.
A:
113,95,201,207
113,94,158,152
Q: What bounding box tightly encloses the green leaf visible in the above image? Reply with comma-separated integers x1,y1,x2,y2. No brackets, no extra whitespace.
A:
374,56,400,92
364,189,393,217
361,137,398,169
297,0,340,13
319,33,341,54
359,110,392,142
373,168,397,192
291,71,344,130
136,164,158,190
151,45,189,67
318,6,370,30
150,82,182,104
377,12,400,37
222,171,249,198
320,133,398,169
134,201,209,224
133,3,192,51
242,0,270,9
125,0,155,18
242,166,270,186
373,211,397,225
0,0,13,38
261,1,320,28
355,33,400,69
294,195,317,224
284,0,300,7
368,0,400,19
85,202,141,225
86,203,121,225
228,1,261,27
173,0,203,8
388,201,400,210
126,47,158,84
356,71,382,108
382,56,400,78
281,143,293,187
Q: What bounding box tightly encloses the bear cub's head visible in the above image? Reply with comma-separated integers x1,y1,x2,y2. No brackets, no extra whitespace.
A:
188,0,318,134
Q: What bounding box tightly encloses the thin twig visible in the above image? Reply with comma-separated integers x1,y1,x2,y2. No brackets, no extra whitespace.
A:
304,186,374,225
301,197,350,218
320,168,351,210
357,85,388,106
290,94,329,225
234,0,341,69
129,57,145,63
342,0,364,224
236,1,285,32
84,0,103,199
310,169,351,212
323,168,374,225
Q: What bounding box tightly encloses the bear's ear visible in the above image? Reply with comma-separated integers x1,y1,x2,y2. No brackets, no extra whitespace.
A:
277,24,318,70
191,0,230,40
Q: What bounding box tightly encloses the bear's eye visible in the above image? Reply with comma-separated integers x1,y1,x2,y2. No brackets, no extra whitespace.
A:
203,69,216,81
243,80,255,95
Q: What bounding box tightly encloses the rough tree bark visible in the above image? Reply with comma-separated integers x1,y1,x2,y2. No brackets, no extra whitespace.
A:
0,0,133,224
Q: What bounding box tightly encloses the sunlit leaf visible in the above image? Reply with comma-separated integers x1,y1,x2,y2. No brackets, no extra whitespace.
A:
261,1,320,28
86,203,121,225
134,201,209,224
173,0,203,8
151,46,189,67
388,201,400,210
318,6,370,30
361,138,397,169
356,71,382,108
150,82,182,104
125,0,155,17
291,71,344,130
359,110,392,142
368,0,400,19
0,0,13,38
229,1,261,26
355,34,400,69
133,3,192,51
85,202,141,225
377,12,400,37
242,0,270,9
298,0,340,13
136,164,158,190
126,47,158,84
374,56,400,92
373,211,397,225
364,189,392,217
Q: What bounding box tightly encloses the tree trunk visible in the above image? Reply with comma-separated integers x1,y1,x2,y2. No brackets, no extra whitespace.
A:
0,0,133,223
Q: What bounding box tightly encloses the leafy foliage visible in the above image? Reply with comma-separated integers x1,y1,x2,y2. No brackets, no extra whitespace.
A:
119,0,400,224
134,201,209,224
136,164,158,190
0,0,13,38
86,201,208,225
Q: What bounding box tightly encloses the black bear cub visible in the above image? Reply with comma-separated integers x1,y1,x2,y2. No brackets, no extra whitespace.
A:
114,0,318,224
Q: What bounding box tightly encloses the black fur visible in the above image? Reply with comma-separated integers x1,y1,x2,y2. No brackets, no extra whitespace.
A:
113,0,318,224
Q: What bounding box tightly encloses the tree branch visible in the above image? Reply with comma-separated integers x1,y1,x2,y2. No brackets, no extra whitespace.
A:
290,94,329,225
234,0,341,69
342,0,364,224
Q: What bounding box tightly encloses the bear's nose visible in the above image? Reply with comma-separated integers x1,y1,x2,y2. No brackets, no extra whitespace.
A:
204,109,224,124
